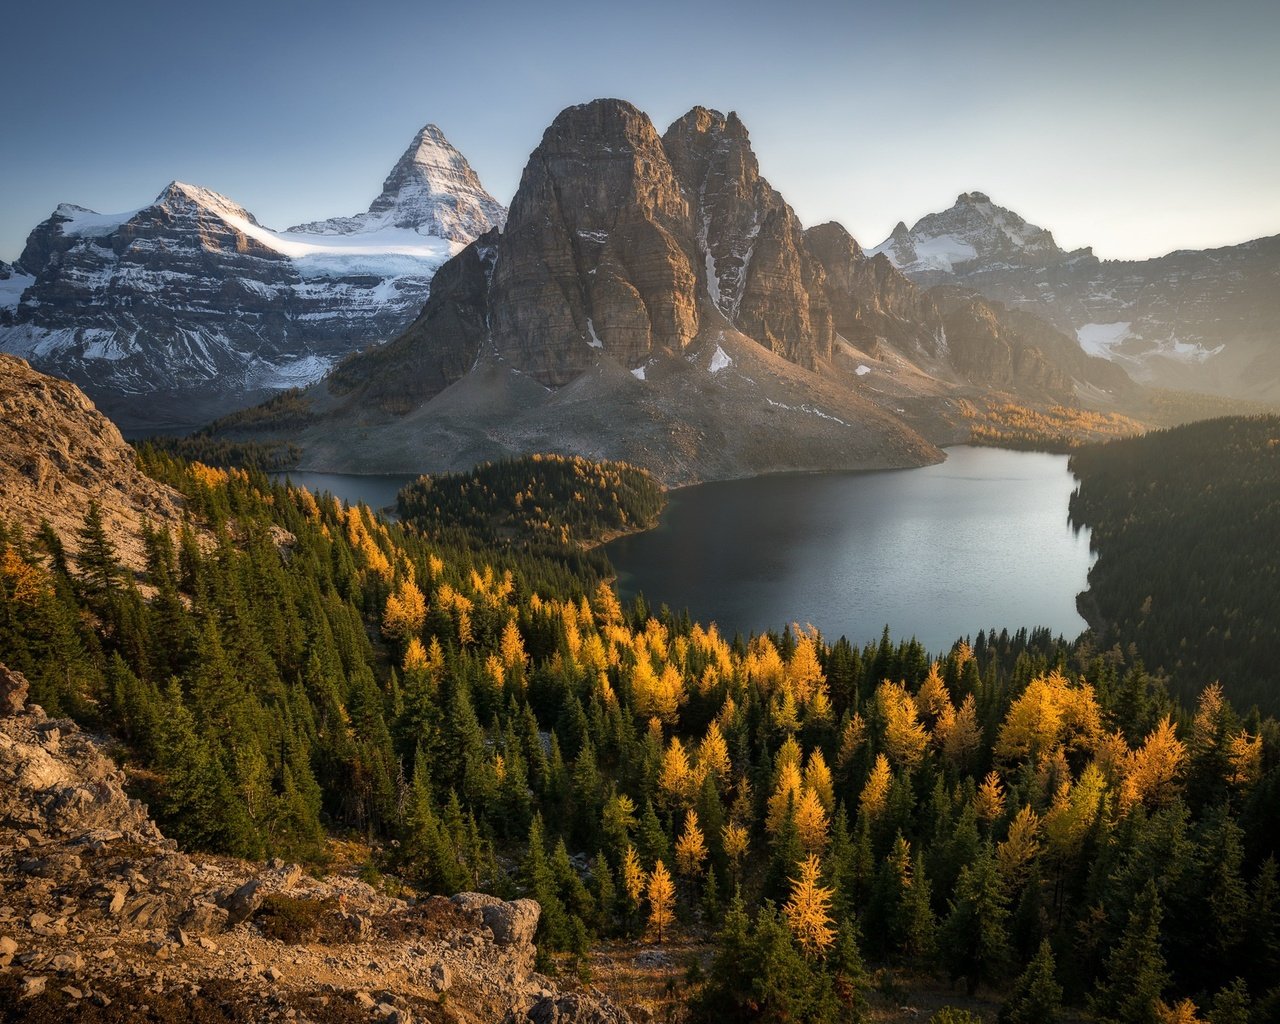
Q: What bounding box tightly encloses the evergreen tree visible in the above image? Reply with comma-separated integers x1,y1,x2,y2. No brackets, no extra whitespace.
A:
939,843,1010,995
1090,881,1170,1024
998,939,1063,1024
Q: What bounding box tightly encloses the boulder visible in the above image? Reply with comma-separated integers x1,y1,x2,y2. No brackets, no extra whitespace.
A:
0,663,29,716
451,893,540,947
507,993,633,1024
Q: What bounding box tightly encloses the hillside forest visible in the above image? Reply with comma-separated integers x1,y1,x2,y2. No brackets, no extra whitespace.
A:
0,447,1277,1024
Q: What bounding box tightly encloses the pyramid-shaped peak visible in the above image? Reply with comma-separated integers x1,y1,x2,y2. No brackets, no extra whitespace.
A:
288,123,507,243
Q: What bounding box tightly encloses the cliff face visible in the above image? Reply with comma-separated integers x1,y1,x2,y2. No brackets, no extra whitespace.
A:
662,107,833,368
0,355,184,573
0,665,630,1024
490,99,701,385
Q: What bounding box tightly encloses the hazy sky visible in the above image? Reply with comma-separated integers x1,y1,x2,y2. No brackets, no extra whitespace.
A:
2,0,1277,264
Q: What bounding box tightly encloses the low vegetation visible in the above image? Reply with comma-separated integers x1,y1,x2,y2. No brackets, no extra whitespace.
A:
960,399,1145,452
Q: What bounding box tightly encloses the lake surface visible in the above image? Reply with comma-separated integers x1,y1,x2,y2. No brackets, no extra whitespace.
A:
272,471,419,512
605,446,1094,654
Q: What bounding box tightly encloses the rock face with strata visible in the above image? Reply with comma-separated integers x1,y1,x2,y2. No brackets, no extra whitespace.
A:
803,221,945,358
0,355,184,573
490,100,701,384
0,675,630,1024
662,107,833,368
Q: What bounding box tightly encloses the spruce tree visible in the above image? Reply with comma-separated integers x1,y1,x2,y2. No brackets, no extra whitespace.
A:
1090,881,1169,1024
999,939,1063,1024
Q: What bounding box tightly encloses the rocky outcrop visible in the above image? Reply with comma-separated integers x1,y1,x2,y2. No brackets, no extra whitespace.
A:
662,107,832,368
490,99,701,385
330,230,500,413
803,222,945,357
0,355,184,573
0,126,504,432
0,670,630,1024
939,297,1073,399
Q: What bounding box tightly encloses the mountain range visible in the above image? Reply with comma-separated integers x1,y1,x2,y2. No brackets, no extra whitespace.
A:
0,125,506,431
207,100,1134,483
1,99,1275,474
870,192,1280,400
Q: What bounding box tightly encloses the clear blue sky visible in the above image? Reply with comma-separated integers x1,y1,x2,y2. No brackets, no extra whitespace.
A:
2,0,1277,263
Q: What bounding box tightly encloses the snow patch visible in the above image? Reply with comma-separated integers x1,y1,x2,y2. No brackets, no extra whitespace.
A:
253,354,334,388
855,364,871,376
708,345,732,374
586,319,604,349
1076,322,1131,359
903,233,977,274
0,273,35,309
631,365,646,381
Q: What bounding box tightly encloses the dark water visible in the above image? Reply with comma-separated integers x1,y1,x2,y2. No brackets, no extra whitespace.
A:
272,472,419,512
605,446,1094,654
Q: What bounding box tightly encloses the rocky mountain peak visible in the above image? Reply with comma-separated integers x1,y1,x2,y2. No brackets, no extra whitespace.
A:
869,190,1065,283
288,123,507,243
148,180,265,228
487,97,699,384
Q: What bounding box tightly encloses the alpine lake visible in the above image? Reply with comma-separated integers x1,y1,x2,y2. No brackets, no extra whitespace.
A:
278,446,1094,655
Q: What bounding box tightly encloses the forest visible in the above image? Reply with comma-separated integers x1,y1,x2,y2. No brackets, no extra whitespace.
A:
1069,415,1280,714
1,447,1277,1023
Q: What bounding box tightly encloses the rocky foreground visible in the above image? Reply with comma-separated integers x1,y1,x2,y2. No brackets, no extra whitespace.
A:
0,663,629,1024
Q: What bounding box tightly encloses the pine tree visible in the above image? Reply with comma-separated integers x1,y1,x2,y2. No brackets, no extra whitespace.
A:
939,843,1010,995
999,939,1063,1024
76,500,123,601
1090,881,1169,1024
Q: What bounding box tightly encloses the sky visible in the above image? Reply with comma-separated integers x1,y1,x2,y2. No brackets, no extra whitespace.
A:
2,0,1278,264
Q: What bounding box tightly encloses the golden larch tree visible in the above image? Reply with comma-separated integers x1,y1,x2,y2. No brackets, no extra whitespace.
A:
803,749,835,812
876,680,929,767
783,854,837,957
794,787,830,853
646,859,676,943
975,770,1006,823
621,846,646,909
675,810,709,877
859,753,893,821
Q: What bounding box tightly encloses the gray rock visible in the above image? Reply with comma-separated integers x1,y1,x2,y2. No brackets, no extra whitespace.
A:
508,993,633,1024
451,893,540,947
221,878,262,925
0,663,29,716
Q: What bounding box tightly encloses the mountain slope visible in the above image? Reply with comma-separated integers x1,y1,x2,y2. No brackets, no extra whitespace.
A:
0,126,505,432
0,355,184,572
873,194,1280,400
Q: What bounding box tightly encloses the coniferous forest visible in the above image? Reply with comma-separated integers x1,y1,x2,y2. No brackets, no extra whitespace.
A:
1069,415,1280,713
1,446,1278,1023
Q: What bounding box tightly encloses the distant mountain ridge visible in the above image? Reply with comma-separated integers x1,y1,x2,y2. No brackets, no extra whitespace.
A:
220,99,1132,484
872,193,1280,400
0,126,506,431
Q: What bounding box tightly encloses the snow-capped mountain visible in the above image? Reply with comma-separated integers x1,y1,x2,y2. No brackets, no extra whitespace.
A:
872,194,1280,401
869,192,1069,283
289,124,507,243
0,126,506,431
